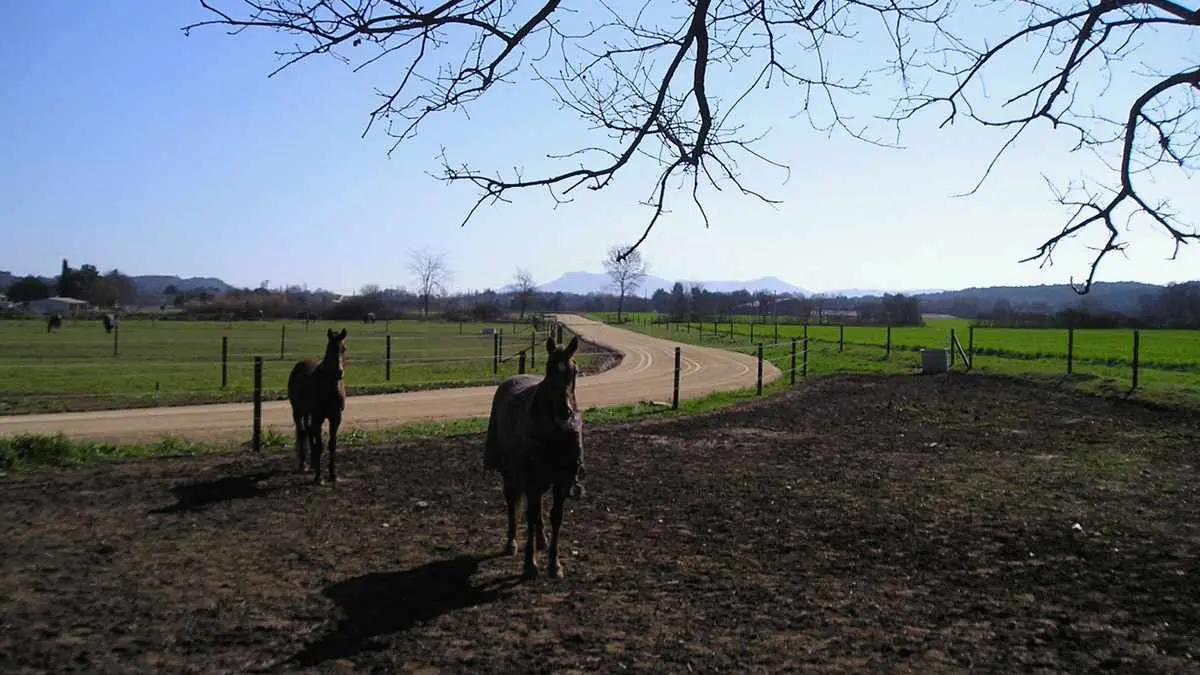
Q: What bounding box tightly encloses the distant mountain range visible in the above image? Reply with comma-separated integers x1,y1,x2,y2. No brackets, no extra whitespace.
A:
530,271,944,298
534,271,814,297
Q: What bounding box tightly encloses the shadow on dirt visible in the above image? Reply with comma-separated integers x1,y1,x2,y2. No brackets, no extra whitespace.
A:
150,469,282,515
289,553,520,668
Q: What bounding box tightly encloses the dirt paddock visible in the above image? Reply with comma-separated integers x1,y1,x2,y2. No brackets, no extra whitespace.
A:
2,374,1198,674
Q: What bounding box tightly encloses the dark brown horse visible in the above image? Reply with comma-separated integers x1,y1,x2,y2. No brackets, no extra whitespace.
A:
46,314,63,333
484,335,586,580
287,328,348,484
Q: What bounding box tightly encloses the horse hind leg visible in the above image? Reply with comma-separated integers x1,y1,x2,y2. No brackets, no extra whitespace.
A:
547,483,570,579
503,481,520,556
327,414,341,484
522,490,543,580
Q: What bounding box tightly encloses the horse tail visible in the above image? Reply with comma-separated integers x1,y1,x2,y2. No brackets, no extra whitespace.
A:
483,384,507,472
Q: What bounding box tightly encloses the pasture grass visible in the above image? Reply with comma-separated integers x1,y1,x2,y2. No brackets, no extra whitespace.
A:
0,317,593,414
600,315,1200,408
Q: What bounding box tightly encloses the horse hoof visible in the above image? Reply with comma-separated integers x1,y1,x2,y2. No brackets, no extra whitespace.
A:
549,564,565,580
504,540,518,556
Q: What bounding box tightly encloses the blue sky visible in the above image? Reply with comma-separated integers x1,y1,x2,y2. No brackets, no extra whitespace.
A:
1,1,1196,295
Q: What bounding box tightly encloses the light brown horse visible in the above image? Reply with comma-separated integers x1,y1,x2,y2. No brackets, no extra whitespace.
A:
288,328,347,484
484,335,586,580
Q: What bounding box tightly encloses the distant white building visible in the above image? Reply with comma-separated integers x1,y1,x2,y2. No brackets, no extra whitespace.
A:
27,296,90,316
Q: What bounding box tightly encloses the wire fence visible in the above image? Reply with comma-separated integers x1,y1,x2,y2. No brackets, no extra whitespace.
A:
0,316,609,414
3,314,1197,425
618,317,1200,406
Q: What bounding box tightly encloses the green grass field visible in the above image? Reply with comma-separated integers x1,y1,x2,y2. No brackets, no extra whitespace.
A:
0,317,585,414
603,314,1200,407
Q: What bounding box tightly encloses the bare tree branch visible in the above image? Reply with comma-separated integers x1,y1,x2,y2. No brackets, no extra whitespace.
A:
897,0,1200,292
186,0,947,261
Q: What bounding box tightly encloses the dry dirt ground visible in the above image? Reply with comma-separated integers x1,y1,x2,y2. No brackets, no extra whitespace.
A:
2,374,1198,674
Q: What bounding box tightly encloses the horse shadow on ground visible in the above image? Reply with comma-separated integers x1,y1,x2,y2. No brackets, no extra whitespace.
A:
150,469,282,515
289,553,520,668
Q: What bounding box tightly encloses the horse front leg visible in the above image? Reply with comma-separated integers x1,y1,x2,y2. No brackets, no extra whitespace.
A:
535,501,548,552
522,490,542,580
327,414,341,483
547,483,569,579
310,416,325,485
292,411,308,473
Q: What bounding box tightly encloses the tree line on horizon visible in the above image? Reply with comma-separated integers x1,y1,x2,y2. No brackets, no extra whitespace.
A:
3,253,1198,329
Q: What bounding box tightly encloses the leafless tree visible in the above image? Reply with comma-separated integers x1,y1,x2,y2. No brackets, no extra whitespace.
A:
407,248,452,317
512,267,537,319
899,0,1199,292
183,0,946,262
184,1,1197,292
603,244,648,322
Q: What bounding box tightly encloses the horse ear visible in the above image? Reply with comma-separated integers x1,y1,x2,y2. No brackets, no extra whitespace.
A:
327,328,335,339
565,336,579,356
545,336,556,355
339,328,347,339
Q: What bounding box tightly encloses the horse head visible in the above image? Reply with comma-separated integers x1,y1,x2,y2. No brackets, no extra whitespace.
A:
543,335,579,422
325,328,348,380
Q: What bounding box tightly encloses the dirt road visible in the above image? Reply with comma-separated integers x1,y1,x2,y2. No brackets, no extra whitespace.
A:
0,315,779,444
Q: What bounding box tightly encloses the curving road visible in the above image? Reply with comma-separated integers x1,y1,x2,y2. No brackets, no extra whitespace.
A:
0,314,781,444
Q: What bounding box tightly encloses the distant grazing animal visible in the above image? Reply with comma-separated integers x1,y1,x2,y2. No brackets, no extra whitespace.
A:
484,335,586,580
363,312,376,324
102,313,117,334
46,314,63,333
257,309,265,320
287,328,348,484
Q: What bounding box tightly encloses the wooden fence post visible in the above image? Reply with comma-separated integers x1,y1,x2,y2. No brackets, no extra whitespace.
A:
885,326,892,359
949,328,957,367
1132,329,1141,390
385,334,392,381
221,336,229,389
252,356,263,453
750,323,755,343
968,325,975,367
774,321,779,345
519,351,526,375
802,336,809,378
493,331,500,374
838,325,844,353
756,343,764,396
673,347,681,410
790,337,797,386
1067,326,1075,375
280,324,286,360
530,332,536,370
557,323,564,344
112,322,119,357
